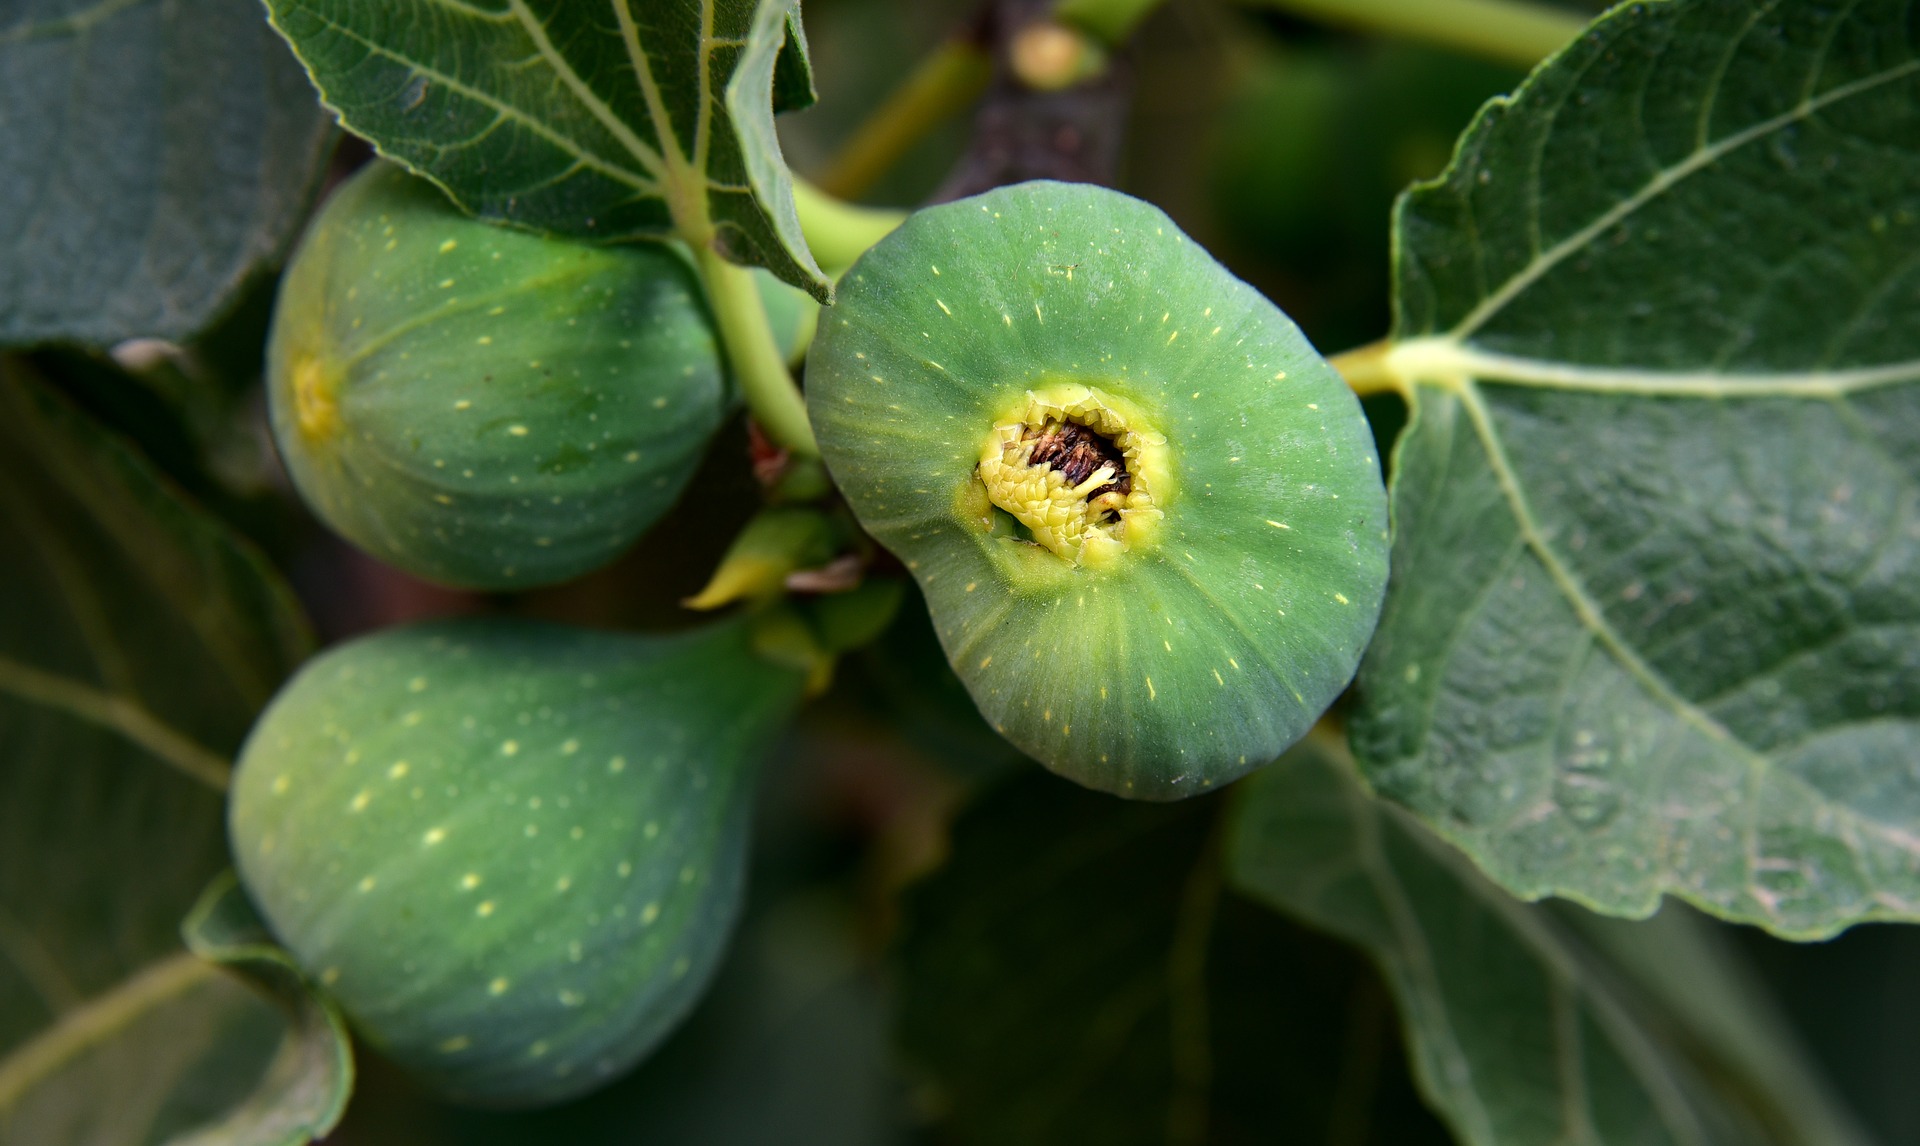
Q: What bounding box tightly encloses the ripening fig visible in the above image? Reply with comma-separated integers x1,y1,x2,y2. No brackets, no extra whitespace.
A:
807,181,1389,800
228,617,805,1106
267,161,731,589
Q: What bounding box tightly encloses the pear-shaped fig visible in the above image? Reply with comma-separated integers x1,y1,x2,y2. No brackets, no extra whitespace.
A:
267,161,727,589
807,181,1388,799
228,617,804,1106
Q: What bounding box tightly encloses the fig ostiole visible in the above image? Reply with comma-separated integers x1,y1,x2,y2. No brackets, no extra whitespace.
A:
227,617,806,1106
268,161,730,590
807,181,1389,800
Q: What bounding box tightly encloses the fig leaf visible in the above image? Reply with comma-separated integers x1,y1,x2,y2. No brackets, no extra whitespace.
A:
0,0,333,346
1357,0,1920,937
1230,738,1870,1146
263,0,829,300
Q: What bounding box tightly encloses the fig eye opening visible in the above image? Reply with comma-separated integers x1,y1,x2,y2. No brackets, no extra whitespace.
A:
974,384,1167,567
1020,419,1132,522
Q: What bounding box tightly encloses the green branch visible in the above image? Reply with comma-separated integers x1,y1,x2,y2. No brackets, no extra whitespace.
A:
818,40,992,200
1238,0,1587,70
791,178,906,271
694,245,819,458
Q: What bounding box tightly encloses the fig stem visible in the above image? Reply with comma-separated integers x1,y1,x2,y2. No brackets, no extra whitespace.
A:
694,244,820,458
791,178,906,272
1238,0,1585,70
816,39,992,200
1329,340,1409,398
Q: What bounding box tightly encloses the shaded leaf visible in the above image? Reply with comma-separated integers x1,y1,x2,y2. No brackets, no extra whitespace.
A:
0,0,334,346
894,768,1453,1145
0,360,333,1144
264,0,829,299
1357,0,1920,935
1229,737,1870,1146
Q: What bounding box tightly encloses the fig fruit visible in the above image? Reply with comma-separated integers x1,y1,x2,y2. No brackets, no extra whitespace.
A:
267,161,728,589
807,181,1389,799
228,617,805,1106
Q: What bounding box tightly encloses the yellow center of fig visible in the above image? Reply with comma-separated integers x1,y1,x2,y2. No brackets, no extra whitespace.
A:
975,384,1167,567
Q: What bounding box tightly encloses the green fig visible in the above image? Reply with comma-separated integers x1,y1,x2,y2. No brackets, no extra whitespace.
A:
228,617,805,1106
267,161,730,589
807,181,1389,800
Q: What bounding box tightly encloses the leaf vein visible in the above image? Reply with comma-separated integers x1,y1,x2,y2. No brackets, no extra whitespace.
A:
309,14,661,194
0,952,215,1113
1450,55,1920,341
1455,383,1763,762
0,654,231,791
506,0,666,179
1340,767,1499,1143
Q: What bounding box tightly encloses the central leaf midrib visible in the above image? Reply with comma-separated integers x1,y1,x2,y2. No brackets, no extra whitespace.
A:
609,0,723,241
1392,341,1920,399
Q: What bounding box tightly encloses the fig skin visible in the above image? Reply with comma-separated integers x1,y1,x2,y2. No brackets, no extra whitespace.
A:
267,161,728,589
808,181,1390,799
228,617,805,1106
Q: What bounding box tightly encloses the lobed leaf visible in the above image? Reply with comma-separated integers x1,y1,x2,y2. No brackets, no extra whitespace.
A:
0,361,346,1144
263,0,830,300
1357,0,1920,935
0,0,334,346
1230,739,1870,1146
